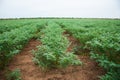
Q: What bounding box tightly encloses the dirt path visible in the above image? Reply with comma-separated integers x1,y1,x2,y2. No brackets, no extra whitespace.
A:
7,39,42,80
1,36,105,80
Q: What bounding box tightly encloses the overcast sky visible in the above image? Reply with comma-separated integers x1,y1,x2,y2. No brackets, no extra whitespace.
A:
0,0,120,18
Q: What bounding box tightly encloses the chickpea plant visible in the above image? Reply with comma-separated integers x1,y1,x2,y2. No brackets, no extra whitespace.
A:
32,22,82,69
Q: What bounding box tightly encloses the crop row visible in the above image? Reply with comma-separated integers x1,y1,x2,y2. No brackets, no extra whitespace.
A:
57,20,120,80
33,22,82,69
0,20,47,70
0,20,32,34
0,19,47,34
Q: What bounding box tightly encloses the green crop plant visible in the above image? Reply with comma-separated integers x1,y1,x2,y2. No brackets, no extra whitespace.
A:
33,22,82,69
6,69,21,80
56,19,120,79
90,52,120,80
0,25,37,70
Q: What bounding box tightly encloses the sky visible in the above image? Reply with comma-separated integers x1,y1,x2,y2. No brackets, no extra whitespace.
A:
0,0,120,18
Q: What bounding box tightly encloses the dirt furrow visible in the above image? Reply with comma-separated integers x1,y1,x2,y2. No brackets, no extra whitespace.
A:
7,39,43,80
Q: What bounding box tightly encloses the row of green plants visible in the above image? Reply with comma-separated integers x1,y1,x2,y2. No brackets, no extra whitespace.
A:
32,22,82,69
0,19,47,70
0,25,38,70
0,19,33,34
87,31,120,80
90,53,120,80
0,19,48,34
56,19,120,80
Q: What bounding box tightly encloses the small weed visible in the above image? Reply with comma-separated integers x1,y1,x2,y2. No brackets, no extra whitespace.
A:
6,69,21,80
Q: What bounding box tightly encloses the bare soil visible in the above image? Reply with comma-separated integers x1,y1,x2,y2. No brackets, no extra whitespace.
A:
0,37,105,80
67,35,79,52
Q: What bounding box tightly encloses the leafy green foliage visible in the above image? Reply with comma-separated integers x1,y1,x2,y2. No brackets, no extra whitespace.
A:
0,18,120,79
99,70,120,80
33,22,82,69
56,19,120,79
0,19,33,34
6,69,21,80
90,53,120,80
0,25,37,69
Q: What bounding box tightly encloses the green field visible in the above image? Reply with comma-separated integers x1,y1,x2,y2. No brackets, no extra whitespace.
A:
0,18,120,80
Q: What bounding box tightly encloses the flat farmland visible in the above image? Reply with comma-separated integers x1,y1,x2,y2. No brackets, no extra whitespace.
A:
0,18,120,80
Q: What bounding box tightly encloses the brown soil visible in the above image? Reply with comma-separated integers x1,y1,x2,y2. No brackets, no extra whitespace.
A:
63,31,79,52
67,35,79,52
0,37,105,80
